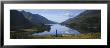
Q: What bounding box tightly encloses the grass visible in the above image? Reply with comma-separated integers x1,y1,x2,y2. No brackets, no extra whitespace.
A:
10,30,101,39
10,31,33,39
30,32,101,39
20,28,38,32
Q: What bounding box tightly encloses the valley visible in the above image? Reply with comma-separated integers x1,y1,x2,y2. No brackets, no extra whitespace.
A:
10,10,101,39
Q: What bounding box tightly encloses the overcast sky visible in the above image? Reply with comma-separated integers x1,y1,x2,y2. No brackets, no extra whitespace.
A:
18,9,85,23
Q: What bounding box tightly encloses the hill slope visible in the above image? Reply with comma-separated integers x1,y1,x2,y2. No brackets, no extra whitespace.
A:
10,10,32,27
62,10,101,33
10,10,52,32
21,10,57,24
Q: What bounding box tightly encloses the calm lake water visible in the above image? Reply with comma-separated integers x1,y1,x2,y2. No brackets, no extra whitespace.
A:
32,24,80,35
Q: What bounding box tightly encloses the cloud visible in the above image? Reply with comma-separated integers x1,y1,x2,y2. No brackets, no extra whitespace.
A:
63,13,70,16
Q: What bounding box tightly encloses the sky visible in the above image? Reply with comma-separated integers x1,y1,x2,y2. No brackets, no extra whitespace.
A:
18,9,85,23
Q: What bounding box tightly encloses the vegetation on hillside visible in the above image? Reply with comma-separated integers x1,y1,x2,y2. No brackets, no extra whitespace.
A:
10,10,51,39
10,10,101,39
62,10,101,33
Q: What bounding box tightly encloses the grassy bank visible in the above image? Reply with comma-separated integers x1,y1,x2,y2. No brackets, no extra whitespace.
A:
30,32,101,39
11,31,101,39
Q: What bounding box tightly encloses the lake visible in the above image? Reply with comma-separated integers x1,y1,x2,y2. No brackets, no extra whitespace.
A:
32,24,80,35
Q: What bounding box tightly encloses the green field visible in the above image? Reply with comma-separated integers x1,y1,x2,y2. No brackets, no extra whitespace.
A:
10,31,101,39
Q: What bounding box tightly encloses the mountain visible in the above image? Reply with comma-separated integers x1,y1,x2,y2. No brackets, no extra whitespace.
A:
10,10,32,27
62,10,101,33
10,10,54,32
21,10,57,24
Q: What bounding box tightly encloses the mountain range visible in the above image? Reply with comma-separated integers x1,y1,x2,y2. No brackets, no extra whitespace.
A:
10,10,57,27
21,10,57,24
62,10,101,33
10,10,101,33
10,10,32,26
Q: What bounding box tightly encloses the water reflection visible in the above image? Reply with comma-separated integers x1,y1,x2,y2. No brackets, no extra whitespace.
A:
32,24,80,35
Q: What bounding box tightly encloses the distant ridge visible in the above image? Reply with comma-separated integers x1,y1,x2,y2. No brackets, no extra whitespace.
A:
21,10,57,24
10,10,57,27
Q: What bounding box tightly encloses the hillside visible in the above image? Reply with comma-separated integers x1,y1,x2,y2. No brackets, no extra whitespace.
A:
10,10,32,27
62,10,101,33
10,10,54,31
21,10,57,24
10,10,53,39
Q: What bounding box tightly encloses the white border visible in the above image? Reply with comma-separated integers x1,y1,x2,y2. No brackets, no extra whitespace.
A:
4,4,107,45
